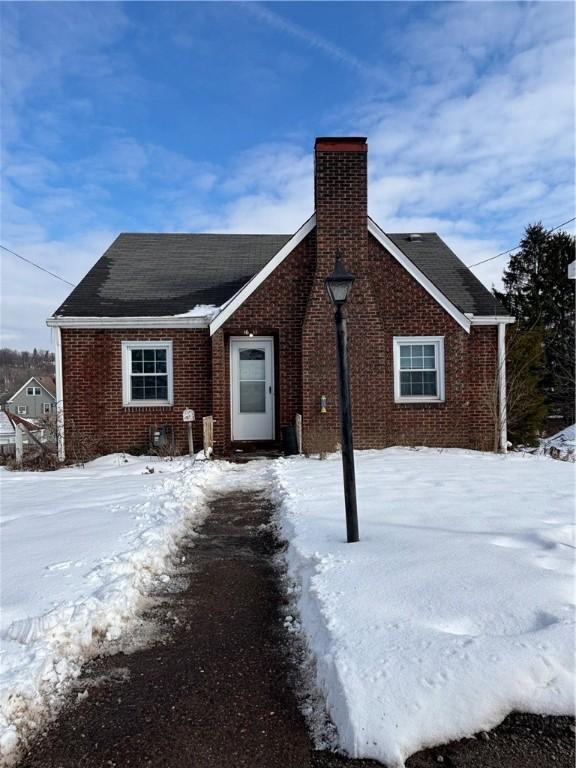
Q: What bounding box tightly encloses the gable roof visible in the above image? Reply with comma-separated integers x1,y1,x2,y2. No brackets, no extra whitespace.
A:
54,233,292,318
49,219,509,331
385,231,507,316
7,376,57,403
35,376,56,398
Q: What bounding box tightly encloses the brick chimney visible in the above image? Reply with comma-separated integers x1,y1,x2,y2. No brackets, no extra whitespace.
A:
314,137,368,276
302,136,384,451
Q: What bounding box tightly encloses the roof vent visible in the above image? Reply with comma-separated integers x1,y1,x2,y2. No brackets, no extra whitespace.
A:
408,233,423,242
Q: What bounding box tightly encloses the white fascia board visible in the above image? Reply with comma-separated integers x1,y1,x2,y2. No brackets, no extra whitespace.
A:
46,316,211,329
209,214,316,336
6,376,38,403
368,218,471,333
466,315,516,325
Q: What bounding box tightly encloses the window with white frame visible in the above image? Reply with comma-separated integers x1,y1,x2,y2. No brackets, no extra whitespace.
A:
393,336,445,403
43,402,51,414
121,341,173,406
26,386,41,396
17,405,28,415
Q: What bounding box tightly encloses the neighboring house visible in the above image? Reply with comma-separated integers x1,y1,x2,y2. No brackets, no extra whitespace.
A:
5,376,57,420
47,137,514,460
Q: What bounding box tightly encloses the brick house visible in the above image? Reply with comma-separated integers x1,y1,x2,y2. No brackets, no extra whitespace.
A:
47,137,514,460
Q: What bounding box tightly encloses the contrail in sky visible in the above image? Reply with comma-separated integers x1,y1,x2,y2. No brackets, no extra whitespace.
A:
241,2,380,80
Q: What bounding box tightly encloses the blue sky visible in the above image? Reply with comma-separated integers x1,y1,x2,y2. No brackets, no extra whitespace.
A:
1,1,574,348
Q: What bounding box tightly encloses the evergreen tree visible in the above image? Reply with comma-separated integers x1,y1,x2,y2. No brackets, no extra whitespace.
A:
504,326,548,445
495,223,575,435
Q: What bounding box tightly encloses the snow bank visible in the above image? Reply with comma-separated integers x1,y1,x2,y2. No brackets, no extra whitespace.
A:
541,424,576,458
0,454,228,761
273,448,575,766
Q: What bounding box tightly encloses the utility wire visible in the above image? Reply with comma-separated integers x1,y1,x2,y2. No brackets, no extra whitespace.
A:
3,215,575,284
0,244,76,287
467,217,576,268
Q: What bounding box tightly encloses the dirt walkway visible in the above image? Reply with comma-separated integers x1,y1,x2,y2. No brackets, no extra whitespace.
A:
18,483,574,768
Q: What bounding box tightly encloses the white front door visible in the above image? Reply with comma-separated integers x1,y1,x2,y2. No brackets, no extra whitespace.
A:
230,337,275,441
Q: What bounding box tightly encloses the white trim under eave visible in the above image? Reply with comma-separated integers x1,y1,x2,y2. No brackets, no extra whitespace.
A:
467,315,516,326
209,214,316,336
46,316,211,329
368,218,471,333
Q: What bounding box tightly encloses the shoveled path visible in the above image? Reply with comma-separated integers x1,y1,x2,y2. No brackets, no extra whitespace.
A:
18,484,574,768
17,488,373,768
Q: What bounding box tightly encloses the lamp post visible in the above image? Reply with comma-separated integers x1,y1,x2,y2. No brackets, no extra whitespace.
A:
325,250,359,543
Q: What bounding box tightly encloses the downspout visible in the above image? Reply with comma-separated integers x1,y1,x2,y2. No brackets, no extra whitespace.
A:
54,326,65,462
497,321,507,454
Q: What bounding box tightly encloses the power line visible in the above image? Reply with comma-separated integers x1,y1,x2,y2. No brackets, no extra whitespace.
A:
467,217,576,268
0,244,76,287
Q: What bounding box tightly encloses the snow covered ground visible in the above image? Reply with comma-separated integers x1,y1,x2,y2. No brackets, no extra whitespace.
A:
0,454,227,762
273,448,575,767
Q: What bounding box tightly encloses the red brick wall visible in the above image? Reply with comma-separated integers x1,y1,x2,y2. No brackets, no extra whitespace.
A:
60,241,498,455
61,328,211,454
367,235,497,450
212,233,316,452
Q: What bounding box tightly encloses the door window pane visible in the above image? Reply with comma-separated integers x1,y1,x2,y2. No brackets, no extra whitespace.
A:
240,381,266,413
239,348,265,380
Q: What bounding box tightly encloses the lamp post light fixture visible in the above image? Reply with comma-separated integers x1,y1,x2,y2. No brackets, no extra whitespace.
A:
325,250,360,543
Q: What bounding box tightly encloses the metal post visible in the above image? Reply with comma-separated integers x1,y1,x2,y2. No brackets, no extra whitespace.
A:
187,422,194,457
334,305,359,543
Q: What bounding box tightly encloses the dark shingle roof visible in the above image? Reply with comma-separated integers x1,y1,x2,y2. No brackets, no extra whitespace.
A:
55,234,292,317
35,376,56,398
54,227,505,319
386,232,507,316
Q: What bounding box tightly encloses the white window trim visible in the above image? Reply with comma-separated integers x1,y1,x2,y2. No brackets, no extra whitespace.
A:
393,336,445,404
43,402,51,414
17,405,28,415
26,387,41,396
121,340,174,407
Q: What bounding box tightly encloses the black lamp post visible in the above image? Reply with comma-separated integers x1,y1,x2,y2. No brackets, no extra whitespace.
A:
325,250,359,543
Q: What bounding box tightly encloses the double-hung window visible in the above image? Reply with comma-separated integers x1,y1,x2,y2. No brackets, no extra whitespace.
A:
17,405,28,415
393,336,445,403
122,341,173,407
43,402,52,414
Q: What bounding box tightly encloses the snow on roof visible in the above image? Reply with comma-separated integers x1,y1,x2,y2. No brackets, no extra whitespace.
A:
173,304,220,319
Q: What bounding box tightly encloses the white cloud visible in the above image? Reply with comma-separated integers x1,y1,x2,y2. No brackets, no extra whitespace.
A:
1,2,573,348
1,230,117,349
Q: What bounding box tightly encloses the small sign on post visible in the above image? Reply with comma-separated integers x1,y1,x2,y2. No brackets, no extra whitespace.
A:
183,409,195,456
